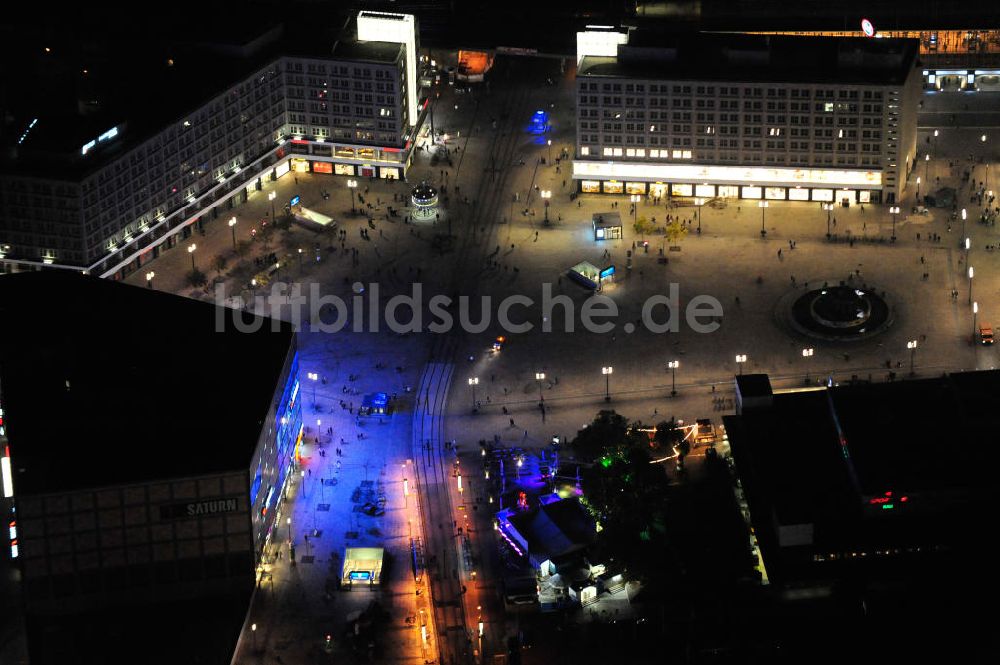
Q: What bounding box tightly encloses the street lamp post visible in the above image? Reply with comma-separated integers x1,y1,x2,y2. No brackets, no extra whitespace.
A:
602,366,613,402
547,139,552,164
982,134,989,194
802,347,814,386
347,179,358,214
925,154,930,188
535,372,545,403
973,301,979,341
297,247,304,272
933,129,939,155
228,217,238,248
668,360,679,396
968,265,975,304
468,377,479,412
268,191,276,221
541,190,551,224
758,200,769,237
307,372,319,408
145,271,155,288
962,207,968,240
286,516,292,543
907,340,918,377
917,176,921,203
889,206,900,242
735,354,747,375
251,623,257,652
694,197,704,234
630,194,641,225
823,202,834,239
188,243,197,272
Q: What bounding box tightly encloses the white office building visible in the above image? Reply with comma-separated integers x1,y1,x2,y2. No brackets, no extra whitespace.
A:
573,27,922,205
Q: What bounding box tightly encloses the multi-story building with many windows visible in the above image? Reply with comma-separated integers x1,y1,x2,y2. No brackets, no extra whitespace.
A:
573,28,921,205
0,271,300,664
0,11,423,279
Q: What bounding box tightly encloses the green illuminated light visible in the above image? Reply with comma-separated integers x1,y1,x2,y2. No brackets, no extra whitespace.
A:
882,503,894,510
600,456,612,468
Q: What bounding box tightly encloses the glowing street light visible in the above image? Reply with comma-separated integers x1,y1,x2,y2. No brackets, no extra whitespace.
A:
962,207,967,240
286,516,292,542
601,366,613,402
535,372,546,403
347,179,358,214
457,472,463,493
547,138,552,164
145,271,155,288
228,216,238,248
802,347,814,385
667,360,679,396
982,134,990,193
629,194,641,225
735,354,747,375
268,190,277,220
924,153,930,187
468,377,479,412
973,301,979,340
694,197,705,233
907,339,918,376
823,202,834,238
916,176,922,203
968,265,975,304
187,243,197,271
541,190,552,223
307,372,319,407
758,200,769,237
889,206,900,242
251,623,257,651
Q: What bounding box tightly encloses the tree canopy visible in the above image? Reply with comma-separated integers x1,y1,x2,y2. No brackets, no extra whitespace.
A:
571,411,676,589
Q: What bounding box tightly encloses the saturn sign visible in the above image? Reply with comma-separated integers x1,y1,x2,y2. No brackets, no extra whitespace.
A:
861,18,875,38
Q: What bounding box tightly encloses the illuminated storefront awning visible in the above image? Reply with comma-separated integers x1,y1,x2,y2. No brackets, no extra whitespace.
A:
572,160,883,189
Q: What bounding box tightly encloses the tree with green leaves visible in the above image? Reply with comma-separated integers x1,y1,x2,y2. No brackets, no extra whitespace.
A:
633,215,656,239
665,218,689,245
572,411,674,590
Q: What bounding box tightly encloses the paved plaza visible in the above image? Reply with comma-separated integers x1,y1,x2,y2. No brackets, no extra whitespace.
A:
125,55,1000,665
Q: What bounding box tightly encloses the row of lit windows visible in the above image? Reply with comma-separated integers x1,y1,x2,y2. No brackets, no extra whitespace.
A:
581,81,883,99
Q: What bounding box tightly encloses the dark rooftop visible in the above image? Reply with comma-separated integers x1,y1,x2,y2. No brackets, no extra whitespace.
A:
508,497,596,561
0,272,295,495
725,371,1000,582
578,33,920,85
331,39,403,63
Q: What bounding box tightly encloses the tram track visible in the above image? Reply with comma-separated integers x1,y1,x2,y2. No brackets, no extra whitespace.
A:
413,58,542,665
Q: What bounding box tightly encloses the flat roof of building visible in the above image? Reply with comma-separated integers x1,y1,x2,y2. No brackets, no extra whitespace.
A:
0,272,295,495
578,33,920,85
331,40,403,63
724,371,1000,579
0,10,402,179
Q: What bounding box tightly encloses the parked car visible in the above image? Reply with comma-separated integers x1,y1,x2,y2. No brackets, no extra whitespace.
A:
979,324,994,345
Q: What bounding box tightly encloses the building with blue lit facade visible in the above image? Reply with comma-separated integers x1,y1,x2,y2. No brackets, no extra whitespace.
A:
0,271,298,665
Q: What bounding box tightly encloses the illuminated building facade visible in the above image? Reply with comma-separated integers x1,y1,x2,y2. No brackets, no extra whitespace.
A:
0,11,423,279
0,272,298,663
573,28,922,204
